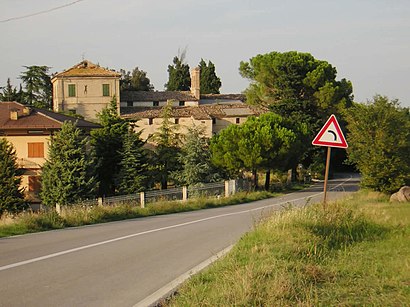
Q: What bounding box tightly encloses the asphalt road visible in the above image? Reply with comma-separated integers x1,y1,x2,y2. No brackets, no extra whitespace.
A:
0,175,359,307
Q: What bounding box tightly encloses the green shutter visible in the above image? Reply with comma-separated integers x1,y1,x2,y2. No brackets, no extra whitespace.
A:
68,84,76,97
102,84,110,96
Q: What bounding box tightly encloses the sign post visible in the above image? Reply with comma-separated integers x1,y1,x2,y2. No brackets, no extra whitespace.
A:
312,114,348,205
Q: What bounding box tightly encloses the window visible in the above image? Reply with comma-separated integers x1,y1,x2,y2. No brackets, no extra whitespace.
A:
102,84,110,96
127,101,133,107
236,118,240,124
175,118,179,124
148,118,153,125
68,84,76,97
28,176,41,192
179,101,185,106
153,101,159,107
212,118,216,124
28,142,44,158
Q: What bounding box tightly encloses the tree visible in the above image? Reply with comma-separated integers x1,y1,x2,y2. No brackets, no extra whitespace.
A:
40,121,96,207
173,126,223,186
152,102,182,189
120,67,154,91
239,51,354,174
165,52,191,91
91,96,129,196
346,95,410,193
0,78,19,102
210,113,300,189
199,59,221,94
0,138,26,216
19,65,52,108
116,130,150,194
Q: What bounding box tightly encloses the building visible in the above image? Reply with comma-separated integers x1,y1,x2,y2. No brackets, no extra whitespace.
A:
120,68,267,140
0,101,100,204
51,60,121,122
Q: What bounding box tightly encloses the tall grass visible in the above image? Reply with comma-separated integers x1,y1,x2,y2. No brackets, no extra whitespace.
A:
166,191,410,306
0,191,276,238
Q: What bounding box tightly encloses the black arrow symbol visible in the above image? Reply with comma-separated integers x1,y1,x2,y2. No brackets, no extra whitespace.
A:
328,130,337,141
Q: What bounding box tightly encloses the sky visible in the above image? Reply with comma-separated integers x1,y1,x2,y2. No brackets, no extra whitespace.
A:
1,0,409,106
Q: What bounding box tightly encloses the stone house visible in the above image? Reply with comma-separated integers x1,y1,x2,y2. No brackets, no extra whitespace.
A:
51,60,120,121
0,101,100,204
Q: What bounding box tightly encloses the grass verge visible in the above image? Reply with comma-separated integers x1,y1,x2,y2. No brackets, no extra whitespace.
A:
0,190,277,238
166,190,410,306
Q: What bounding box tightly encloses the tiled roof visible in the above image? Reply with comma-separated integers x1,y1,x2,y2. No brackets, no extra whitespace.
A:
121,103,267,121
0,101,100,131
200,93,246,101
121,90,197,102
52,60,120,79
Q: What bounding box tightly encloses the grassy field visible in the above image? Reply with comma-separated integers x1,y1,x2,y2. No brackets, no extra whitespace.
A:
166,190,410,306
0,190,278,238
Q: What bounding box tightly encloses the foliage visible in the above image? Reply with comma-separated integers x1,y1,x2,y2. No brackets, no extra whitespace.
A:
0,138,26,216
120,67,154,91
199,59,222,94
210,112,304,189
173,126,224,186
165,51,191,91
40,121,97,207
116,130,150,194
152,101,182,189
0,78,23,102
19,65,52,108
346,95,410,193
169,192,409,306
91,96,130,196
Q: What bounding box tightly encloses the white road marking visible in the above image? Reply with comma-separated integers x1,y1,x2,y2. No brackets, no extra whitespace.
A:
0,177,352,272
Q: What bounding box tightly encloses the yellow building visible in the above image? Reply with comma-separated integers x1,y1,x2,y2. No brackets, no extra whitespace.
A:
0,101,99,204
52,60,120,121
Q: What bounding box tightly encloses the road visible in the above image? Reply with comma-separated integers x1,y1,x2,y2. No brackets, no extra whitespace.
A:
0,175,359,307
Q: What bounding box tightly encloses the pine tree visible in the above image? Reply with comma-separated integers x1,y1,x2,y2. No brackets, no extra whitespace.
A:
199,59,222,94
40,121,97,207
116,130,150,194
0,138,26,216
0,78,18,102
91,96,130,196
19,65,52,108
152,102,182,189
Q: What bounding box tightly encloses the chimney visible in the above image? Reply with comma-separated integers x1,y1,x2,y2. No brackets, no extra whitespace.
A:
10,109,19,120
190,67,200,100
23,107,31,115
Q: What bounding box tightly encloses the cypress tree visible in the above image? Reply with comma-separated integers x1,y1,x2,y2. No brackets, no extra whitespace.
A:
40,121,96,207
0,138,26,216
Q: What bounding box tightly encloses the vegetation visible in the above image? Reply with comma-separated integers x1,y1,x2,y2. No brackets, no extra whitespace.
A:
167,191,410,306
0,78,23,102
198,59,222,94
0,190,278,238
346,95,410,193
120,67,154,91
165,51,191,91
91,97,130,196
19,65,52,108
0,138,26,216
40,121,96,207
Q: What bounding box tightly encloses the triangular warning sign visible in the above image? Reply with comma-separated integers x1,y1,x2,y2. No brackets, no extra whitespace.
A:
312,114,348,148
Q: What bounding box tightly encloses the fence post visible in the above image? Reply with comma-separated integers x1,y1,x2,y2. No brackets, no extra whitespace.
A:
56,203,61,215
140,191,145,208
225,181,230,197
98,197,103,207
182,186,188,202
231,179,236,195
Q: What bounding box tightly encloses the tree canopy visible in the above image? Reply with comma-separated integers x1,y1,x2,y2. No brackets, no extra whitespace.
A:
346,95,410,193
40,121,96,206
0,78,23,102
199,59,221,94
120,67,154,91
165,54,191,91
19,65,52,109
0,138,26,216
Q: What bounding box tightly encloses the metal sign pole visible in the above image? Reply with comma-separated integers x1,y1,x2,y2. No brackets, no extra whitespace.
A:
323,146,331,205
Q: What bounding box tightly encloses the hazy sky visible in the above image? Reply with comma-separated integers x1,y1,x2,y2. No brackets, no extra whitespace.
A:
1,0,409,106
